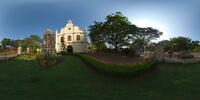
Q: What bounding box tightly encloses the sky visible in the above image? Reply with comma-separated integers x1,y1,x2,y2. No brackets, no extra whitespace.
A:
0,0,200,42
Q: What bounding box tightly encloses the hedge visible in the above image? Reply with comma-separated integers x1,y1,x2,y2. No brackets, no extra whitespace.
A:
75,54,157,77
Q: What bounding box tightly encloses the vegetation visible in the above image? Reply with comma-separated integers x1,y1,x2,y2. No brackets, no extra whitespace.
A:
75,54,157,76
89,12,162,54
1,35,42,52
159,36,200,58
36,53,62,68
160,36,200,52
134,28,162,54
0,55,200,99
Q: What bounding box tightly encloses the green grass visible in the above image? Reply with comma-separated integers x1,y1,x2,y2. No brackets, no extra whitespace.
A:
0,55,200,99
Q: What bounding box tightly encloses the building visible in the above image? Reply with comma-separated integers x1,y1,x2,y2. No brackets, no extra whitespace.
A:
55,20,88,53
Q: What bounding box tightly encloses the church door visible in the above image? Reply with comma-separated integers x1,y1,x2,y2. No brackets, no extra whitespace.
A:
67,45,73,53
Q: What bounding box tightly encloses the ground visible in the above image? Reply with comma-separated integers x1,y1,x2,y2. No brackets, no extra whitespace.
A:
88,52,144,64
0,55,200,100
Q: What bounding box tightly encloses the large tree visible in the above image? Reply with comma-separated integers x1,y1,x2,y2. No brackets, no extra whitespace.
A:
89,12,137,52
170,36,191,52
158,40,171,52
103,12,137,52
134,27,163,53
89,21,106,50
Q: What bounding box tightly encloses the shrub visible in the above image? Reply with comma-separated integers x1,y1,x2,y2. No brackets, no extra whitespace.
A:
193,47,200,52
75,54,157,77
36,53,62,68
178,51,194,59
168,50,174,58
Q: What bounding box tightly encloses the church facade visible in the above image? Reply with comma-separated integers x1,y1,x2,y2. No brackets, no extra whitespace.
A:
55,20,88,53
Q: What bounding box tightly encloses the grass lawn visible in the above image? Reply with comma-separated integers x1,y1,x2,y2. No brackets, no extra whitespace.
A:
0,55,200,100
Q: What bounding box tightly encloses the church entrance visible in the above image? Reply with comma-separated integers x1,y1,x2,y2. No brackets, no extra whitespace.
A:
67,45,73,53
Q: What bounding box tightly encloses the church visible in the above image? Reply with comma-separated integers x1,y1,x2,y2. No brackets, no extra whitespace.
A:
55,20,88,53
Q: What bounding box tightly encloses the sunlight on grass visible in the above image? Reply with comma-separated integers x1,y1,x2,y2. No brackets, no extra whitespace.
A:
16,54,36,60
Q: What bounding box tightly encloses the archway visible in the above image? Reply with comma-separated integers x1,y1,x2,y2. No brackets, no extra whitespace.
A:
67,45,73,53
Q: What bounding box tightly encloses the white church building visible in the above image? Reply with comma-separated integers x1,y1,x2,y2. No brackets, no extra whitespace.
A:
55,20,88,53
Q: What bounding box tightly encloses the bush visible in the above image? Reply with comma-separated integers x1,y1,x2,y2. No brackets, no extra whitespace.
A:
36,53,62,68
193,47,200,52
75,54,157,77
178,51,194,59
168,50,174,58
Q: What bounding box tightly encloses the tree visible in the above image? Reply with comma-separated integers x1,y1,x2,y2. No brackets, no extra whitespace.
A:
1,38,12,48
158,40,171,52
89,12,137,52
134,27,162,54
190,40,200,51
103,12,137,52
89,21,106,51
23,35,42,52
170,36,191,52
13,39,23,48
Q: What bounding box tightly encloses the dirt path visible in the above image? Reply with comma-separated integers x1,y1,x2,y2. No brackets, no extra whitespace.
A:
87,52,145,65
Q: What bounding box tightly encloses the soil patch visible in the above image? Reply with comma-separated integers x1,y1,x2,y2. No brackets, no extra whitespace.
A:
87,52,146,65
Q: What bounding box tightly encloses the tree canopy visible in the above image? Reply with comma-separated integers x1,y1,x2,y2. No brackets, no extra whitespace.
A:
89,12,162,53
1,35,42,52
159,36,200,52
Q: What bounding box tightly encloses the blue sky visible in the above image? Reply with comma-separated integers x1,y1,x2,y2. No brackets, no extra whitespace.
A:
0,0,200,41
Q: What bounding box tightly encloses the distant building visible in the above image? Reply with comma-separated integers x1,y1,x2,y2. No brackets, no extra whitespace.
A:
55,20,88,53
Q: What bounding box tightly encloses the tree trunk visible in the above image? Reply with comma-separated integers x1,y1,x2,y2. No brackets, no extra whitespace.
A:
115,43,118,52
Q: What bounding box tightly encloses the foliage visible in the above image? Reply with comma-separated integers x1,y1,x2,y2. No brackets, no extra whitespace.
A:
23,35,42,52
36,53,62,68
158,40,171,51
89,12,162,54
193,46,200,52
1,38,12,48
89,12,137,52
1,35,42,52
170,36,191,52
0,55,200,99
134,27,162,54
178,51,194,59
75,54,157,76
88,21,106,51
102,12,137,52
0,45,2,50
168,50,174,58
160,37,200,53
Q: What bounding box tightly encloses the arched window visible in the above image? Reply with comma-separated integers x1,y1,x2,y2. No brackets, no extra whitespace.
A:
60,37,65,43
76,35,80,41
68,35,71,41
